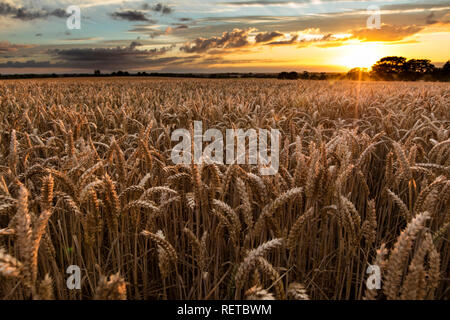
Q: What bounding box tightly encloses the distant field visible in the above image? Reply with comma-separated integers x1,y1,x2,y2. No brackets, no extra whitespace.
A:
0,78,449,300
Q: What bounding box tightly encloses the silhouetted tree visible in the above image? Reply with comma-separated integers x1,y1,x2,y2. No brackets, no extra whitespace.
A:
94,70,101,76
115,71,129,76
403,59,435,80
370,56,440,81
288,71,299,79
406,59,435,74
301,71,309,79
435,60,450,81
278,71,298,80
278,72,288,79
371,56,407,80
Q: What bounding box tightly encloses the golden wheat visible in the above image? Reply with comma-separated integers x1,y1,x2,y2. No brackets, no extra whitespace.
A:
0,78,448,300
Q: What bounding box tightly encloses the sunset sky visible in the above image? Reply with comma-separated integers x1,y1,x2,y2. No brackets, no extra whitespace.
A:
1,0,449,73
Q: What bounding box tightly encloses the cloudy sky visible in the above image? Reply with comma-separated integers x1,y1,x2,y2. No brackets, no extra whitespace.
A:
0,0,449,73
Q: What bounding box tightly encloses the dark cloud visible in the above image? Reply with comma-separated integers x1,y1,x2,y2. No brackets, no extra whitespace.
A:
298,33,350,48
129,41,143,49
49,8,67,18
266,34,297,45
110,10,150,22
0,56,188,70
0,60,52,68
50,45,170,62
142,3,173,14
0,41,35,54
35,33,43,37
179,27,352,53
351,25,424,42
180,29,252,53
0,2,68,20
254,31,283,43
45,42,175,70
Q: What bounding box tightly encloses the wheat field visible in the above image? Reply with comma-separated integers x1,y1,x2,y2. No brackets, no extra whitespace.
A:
0,78,449,300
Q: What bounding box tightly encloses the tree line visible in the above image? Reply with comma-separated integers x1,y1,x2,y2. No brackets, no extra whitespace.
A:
347,57,450,81
277,57,450,81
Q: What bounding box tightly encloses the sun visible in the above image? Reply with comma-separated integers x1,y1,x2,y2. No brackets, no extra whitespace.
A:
338,43,383,69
